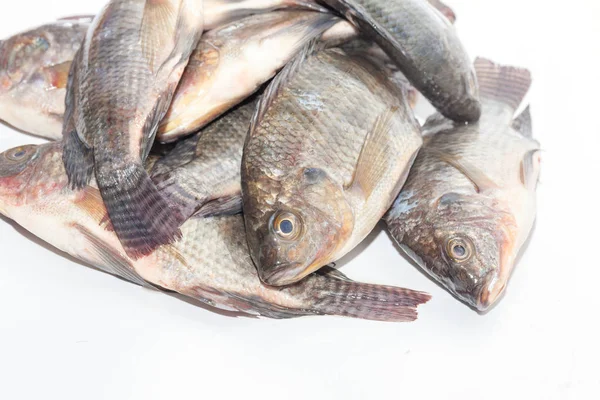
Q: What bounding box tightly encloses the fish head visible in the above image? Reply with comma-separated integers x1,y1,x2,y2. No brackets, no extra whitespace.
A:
396,191,517,311
0,32,52,94
244,167,354,286
0,142,68,217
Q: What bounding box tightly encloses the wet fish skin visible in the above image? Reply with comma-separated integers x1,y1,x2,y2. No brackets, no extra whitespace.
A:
62,0,204,259
317,0,480,122
242,48,422,286
150,99,257,221
0,141,430,322
385,58,540,311
0,17,91,138
158,10,346,142
203,0,330,28
1,11,354,143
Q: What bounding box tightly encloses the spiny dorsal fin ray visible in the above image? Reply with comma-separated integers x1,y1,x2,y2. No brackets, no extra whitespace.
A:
474,57,532,112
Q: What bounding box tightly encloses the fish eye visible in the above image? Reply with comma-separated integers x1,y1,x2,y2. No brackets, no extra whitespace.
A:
272,211,302,240
4,146,35,163
445,236,474,263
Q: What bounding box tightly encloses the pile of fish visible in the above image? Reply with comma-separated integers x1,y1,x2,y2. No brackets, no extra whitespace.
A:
0,0,540,320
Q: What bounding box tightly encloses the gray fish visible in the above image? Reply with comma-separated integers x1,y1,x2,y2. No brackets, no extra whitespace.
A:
0,141,430,322
385,58,540,311
242,47,422,286
316,0,480,122
62,0,204,259
150,99,256,221
2,11,355,142
0,16,91,138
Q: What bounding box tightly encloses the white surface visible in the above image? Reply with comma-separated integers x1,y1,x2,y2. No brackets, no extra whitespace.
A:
0,1,598,399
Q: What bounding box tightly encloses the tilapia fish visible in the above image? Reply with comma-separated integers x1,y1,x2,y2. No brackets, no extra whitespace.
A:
0,16,91,138
316,0,480,122
242,47,422,286
62,0,204,259
385,58,540,311
0,142,430,321
150,99,256,221
2,11,354,142
157,10,353,142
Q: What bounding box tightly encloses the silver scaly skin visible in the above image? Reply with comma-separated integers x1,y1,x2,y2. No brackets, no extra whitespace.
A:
62,0,205,259
316,0,480,122
242,48,422,286
0,141,430,322
385,58,540,311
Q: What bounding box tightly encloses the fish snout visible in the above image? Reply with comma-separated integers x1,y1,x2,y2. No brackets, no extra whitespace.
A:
476,273,506,311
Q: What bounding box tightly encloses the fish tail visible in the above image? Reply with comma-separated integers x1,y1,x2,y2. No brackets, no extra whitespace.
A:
310,274,431,322
96,162,184,259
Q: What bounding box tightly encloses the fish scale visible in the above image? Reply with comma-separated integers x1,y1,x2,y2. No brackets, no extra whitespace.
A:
242,47,422,286
385,58,540,311
0,141,430,321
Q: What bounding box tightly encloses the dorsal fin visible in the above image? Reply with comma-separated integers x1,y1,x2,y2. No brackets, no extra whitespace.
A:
512,105,533,138
474,57,532,111
248,39,319,136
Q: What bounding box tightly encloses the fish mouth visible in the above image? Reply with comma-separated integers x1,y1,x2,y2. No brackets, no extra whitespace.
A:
260,262,308,286
477,274,506,311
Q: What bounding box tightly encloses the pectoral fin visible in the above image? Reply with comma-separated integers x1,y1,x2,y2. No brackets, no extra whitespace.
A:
429,148,499,193
140,0,179,72
346,107,398,200
520,149,541,191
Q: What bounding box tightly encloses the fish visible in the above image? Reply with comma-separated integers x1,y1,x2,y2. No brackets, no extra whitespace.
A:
150,99,256,221
157,10,353,142
242,46,422,286
385,57,540,311
316,0,480,122
0,141,431,322
427,0,456,23
203,0,330,29
62,0,204,259
0,16,91,138
2,11,355,142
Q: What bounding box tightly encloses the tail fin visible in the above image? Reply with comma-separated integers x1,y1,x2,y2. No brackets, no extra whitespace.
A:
474,57,532,111
96,163,184,259
310,276,431,322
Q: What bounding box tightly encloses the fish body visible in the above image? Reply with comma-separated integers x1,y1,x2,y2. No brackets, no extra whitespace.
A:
158,10,350,142
62,0,204,258
151,99,256,220
203,0,330,29
385,58,540,311
0,141,430,321
0,17,91,138
242,48,422,286
317,0,480,122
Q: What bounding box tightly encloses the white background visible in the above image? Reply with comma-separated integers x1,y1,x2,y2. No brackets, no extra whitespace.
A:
1,1,599,399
